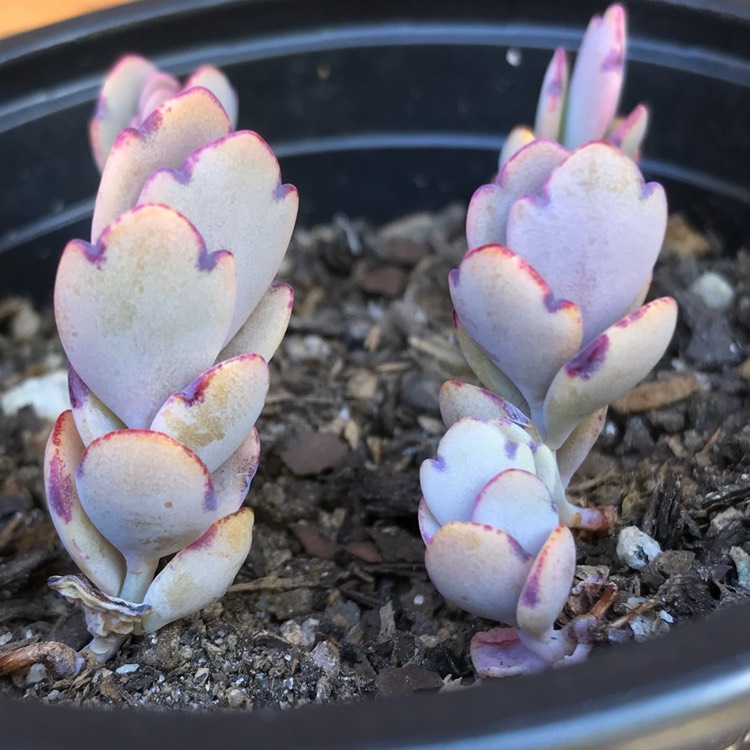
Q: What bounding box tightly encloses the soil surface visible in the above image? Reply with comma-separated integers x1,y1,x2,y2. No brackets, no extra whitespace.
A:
0,206,748,711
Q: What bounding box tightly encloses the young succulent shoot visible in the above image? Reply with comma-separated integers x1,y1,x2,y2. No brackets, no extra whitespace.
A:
454,140,677,530
90,54,239,171
500,4,649,166
419,417,593,676
45,59,298,664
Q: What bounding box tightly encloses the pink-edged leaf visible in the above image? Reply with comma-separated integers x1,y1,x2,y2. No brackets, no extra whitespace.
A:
136,71,180,121
556,407,606,485
470,469,558,555
450,245,582,409
420,418,536,526
627,273,652,315
607,103,649,160
467,140,569,249
425,522,533,623
56,204,236,429
185,66,239,128
453,316,529,413
543,297,678,448
534,48,569,141
470,627,547,677
418,497,440,545
564,3,626,148
150,354,268,472
138,71,180,106
211,428,261,516
89,55,157,171
219,283,294,362
516,525,576,638
498,126,535,168
77,430,219,565
138,130,298,342
68,367,125,446
507,142,667,345
44,411,126,596
91,87,232,241
141,507,253,633
438,380,531,430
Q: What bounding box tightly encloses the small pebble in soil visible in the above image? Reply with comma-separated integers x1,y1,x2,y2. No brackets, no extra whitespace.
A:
689,271,735,311
1,370,68,420
730,547,750,591
616,527,662,570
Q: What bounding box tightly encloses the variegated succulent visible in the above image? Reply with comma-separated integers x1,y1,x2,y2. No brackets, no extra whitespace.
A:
501,4,648,166
420,8,678,677
45,57,297,663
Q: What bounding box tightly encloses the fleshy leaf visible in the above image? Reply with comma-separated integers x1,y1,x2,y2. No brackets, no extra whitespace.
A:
77,430,218,565
142,507,253,633
507,143,667,345
418,497,440,545
453,316,529,412
91,87,232,241
425,522,533,623
470,469,558,555
89,55,157,171
420,418,536,526
543,297,678,448
438,380,531,430
471,627,548,677
498,126,535,168
450,245,582,410
607,104,649,160
138,130,297,342
564,4,626,148
219,283,294,362
136,71,180,122
56,204,236,429
211,428,261,516
185,66,239,128
151,354,268,472
68,367,125,446
44,411,126,596
516,525,576,638
530,443,557,495
534,48,569,141
467,140,568,249
556,407,606,485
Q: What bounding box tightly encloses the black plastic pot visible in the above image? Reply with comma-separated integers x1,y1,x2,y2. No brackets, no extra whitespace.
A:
1,1,750,748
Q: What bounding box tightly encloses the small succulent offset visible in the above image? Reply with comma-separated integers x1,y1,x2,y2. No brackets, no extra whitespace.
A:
45,57,297,663
419,7,678,677
89,55,238,171
501,4,648,166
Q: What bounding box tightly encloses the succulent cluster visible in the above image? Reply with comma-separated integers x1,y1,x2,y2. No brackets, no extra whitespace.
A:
43,5,677,680
45,59,297,663
419,5,678,676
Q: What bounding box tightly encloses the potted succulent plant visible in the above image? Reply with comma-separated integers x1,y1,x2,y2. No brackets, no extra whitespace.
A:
1,1,750,748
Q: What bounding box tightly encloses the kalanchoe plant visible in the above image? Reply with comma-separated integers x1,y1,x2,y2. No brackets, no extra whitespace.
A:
420,7,679,677
501,4,648,166
45,57,297,664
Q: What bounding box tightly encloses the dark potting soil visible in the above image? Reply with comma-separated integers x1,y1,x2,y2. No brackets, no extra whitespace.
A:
0,206,748,710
